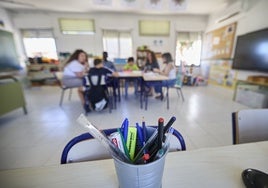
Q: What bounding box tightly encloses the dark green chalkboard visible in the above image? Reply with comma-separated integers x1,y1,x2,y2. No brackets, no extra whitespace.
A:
0,30,21,72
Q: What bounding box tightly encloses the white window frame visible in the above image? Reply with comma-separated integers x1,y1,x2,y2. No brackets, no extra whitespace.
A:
102,30,132,60
175,31,202,67
21,29,58,60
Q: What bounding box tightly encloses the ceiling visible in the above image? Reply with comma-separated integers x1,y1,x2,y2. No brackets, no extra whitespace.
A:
0,0,240,15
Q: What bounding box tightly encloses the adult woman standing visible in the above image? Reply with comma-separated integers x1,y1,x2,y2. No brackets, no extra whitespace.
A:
62,49,89,105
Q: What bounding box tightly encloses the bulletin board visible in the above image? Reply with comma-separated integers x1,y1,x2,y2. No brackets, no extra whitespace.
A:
201,22,237,89
202,22,237,60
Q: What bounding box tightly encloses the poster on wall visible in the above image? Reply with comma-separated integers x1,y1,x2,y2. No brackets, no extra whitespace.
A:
208,60,237,89
201,22,238,89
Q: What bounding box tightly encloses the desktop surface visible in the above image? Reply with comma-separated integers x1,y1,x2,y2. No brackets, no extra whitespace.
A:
0,141,267,188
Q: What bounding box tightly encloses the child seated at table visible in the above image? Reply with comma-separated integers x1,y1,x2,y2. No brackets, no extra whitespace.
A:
123,57,140,98
145,52,176,100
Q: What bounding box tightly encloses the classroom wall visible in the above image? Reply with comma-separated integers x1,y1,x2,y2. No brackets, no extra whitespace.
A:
3,0,268,80
9,11,207,61
0,8,13,31
206,0,268,80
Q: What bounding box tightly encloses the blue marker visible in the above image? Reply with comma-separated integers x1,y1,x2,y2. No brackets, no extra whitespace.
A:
123,118,129,142
120,118,127,134
120,118,129,143
136,123,144,147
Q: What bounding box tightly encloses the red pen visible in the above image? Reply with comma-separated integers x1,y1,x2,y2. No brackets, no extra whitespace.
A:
157,117,164,150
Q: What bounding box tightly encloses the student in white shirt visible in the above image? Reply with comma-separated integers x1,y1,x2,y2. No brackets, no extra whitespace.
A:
62,49,89,105
146,52,177,100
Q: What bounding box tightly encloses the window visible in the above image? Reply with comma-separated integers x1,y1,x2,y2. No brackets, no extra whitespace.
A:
175,32,202,66
59,18,95,35
21,29,58,60
102,30,132,60
139,20,170,36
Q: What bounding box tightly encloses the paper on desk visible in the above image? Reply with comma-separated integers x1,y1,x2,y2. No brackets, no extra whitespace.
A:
143,72,155,76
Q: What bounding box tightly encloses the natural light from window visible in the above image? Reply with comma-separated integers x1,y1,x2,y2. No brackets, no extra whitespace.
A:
23,38,58,59
103,30,132,60
175,32,202,67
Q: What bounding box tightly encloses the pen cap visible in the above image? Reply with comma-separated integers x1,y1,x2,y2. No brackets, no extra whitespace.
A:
113,147,168,188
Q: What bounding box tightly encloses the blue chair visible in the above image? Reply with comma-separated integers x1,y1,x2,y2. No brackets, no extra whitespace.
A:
165,72,185,109
61,126,186,164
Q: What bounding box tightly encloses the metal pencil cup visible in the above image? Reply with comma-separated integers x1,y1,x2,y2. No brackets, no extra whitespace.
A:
113,148,168,188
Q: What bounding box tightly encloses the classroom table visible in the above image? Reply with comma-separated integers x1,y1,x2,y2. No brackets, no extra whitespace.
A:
1,141,267,188
118,71,143,78
117,71,143,102
114,71,168,109
142,72,169,110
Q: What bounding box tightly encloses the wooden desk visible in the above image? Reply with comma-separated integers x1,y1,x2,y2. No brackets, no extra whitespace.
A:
1,141,267,187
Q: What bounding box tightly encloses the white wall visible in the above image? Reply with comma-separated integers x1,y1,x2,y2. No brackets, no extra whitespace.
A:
9,11,207,61
206,0,268,80
0,8,13,31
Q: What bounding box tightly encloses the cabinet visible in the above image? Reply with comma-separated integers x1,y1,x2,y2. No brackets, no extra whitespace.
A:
27,64,62,86
233,79,268,108
0,74,27,116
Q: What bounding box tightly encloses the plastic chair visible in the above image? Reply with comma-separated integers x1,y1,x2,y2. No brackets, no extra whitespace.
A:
232,108,268,144
53,71,79,106
170,72,185,102
61,126,186,164
162,72,185,110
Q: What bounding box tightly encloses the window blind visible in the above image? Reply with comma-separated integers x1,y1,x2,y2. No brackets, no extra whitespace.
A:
59,18,95,35
21,29,54,38
139,20,170,36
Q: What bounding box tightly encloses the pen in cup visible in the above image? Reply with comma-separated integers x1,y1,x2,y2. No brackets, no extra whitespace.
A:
136,123,144,147
142,118,147,143
123,118,129,142
133,128,158,163
153,127,174,161
157,117,164,150
163,116,176,142
77,114,131,163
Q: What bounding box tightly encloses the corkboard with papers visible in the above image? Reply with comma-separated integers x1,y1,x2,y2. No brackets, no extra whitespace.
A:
202,22,237,60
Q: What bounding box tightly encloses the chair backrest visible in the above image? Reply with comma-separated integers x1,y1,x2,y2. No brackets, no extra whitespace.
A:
61,126,186,164
53,71,64,89
84,74,109,111
232,108,268,144
174,71,184,88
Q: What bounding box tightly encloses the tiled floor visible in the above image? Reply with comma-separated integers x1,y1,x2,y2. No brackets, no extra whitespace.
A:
0,84,248,170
